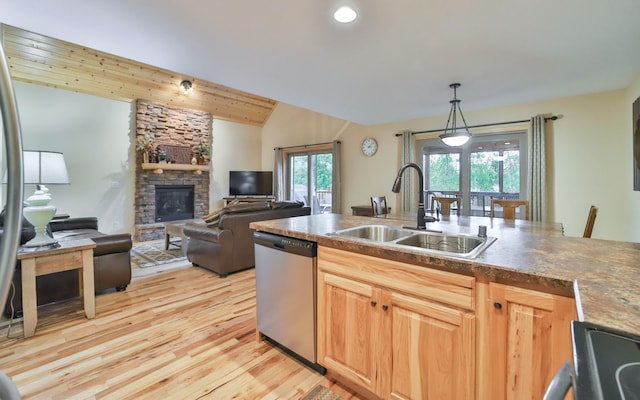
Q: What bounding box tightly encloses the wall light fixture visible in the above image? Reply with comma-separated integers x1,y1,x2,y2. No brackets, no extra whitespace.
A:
180,80,193,95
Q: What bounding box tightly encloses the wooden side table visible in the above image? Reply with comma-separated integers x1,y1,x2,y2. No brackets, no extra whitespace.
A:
17,238,96,338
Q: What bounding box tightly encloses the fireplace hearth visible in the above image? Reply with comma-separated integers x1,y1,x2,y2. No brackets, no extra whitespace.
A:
155,185,195,222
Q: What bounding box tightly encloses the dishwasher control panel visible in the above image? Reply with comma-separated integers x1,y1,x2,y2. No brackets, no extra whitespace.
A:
281,238,314,250
254,231,317,258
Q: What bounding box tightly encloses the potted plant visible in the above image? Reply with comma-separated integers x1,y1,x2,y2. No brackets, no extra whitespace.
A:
195,143,210,165
136,134,155,163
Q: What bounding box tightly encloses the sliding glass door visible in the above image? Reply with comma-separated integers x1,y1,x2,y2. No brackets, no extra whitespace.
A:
288,151,333,214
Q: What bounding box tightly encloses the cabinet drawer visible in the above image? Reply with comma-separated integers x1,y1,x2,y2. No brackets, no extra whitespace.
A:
318,246,476,311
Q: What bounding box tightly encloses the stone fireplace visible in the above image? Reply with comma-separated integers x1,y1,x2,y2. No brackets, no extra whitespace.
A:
134,100,212,241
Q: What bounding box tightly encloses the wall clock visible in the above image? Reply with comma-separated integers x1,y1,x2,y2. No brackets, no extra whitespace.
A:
361,137,378,157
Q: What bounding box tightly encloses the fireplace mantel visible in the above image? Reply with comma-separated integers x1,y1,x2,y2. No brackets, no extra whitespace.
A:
141,163,210,174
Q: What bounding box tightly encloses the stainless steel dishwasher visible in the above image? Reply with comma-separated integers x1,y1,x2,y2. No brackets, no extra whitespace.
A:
254,231,325,374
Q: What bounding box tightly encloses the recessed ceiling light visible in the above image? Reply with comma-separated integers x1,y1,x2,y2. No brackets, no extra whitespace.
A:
334,6,357,23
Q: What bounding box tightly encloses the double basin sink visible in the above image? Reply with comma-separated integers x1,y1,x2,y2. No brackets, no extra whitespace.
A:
329,224,496,259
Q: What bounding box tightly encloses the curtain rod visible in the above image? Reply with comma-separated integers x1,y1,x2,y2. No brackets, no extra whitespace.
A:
395,115,558,136
274,140,340,150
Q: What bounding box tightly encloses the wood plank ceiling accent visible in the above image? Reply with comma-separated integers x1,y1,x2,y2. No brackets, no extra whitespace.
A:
1,24,277,126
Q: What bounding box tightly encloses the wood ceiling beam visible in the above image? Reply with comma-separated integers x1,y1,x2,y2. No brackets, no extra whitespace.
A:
2,24,277,126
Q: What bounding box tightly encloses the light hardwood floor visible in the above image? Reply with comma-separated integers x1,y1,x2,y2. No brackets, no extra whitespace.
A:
0,265,364,399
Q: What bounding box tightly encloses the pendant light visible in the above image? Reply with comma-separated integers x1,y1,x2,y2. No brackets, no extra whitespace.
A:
439,83,472,147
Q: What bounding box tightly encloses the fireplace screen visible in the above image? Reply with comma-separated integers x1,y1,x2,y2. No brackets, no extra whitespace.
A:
155,185,195,222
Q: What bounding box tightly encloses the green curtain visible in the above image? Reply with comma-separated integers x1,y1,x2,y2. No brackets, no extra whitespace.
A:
527,115,546,221
401,130,414,212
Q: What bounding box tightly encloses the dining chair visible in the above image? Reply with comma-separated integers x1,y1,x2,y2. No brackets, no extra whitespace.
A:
490,199,530,220
432,196,461,216
583,205,598,238
370,196,389,217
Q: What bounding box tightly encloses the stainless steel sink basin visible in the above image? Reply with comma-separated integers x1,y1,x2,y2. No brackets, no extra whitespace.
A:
331,224,410,242
395,233,496,258
329,224,496,259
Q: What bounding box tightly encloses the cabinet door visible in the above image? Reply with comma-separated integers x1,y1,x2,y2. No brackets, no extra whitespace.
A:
388,292,475,400
317,271,382,393
488,283,576,400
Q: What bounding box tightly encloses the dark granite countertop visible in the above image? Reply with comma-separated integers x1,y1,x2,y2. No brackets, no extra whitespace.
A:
250,213,640,336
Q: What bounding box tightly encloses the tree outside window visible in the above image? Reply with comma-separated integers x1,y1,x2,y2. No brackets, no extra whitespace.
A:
470,150,520,193
428,153,460,191
470,152,499,192
502,150,520,193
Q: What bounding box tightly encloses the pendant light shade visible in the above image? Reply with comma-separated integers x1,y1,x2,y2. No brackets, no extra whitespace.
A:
439,83,472,147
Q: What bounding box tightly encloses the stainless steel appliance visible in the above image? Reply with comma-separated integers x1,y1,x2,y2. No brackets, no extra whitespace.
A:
545,321,640,400
253,232,325,374
0,34,27,399
573,321,640,399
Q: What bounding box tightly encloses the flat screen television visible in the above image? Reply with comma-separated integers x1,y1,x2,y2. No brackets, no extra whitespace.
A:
229,171,273,196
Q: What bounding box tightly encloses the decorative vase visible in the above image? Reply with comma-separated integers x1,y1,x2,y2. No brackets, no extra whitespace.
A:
198,155,206,165
191,156,198,165
142,151,149,164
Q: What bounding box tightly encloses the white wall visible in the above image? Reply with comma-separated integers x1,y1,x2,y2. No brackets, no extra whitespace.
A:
210,118,262,209
260,102,352,170
9,82,134,234
625,74,640,241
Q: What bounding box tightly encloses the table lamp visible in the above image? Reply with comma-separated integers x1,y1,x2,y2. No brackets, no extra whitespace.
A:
21,151,70,247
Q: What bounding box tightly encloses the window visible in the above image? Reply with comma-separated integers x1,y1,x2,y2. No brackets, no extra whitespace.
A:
470,144,521,194
418,131,527,216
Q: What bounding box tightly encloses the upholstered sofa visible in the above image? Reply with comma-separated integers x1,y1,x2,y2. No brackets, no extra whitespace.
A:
0,215,132,317
183,201,310,277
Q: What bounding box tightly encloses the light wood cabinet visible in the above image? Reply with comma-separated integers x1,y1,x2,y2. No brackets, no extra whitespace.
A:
478,282,577,400
318,272,380,394
388,291,475,400
318,247,476,399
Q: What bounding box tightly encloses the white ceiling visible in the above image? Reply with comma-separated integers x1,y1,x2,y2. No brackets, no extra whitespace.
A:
2,0,640,125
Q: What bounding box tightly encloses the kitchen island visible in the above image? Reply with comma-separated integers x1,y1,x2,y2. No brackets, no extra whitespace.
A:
251,213,640,336
251,213,640,399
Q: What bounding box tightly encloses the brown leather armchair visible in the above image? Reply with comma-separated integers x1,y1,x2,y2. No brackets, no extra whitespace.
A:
183,201,311,277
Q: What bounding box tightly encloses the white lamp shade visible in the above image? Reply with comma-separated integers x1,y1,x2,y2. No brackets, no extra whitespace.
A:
23,151,69,185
